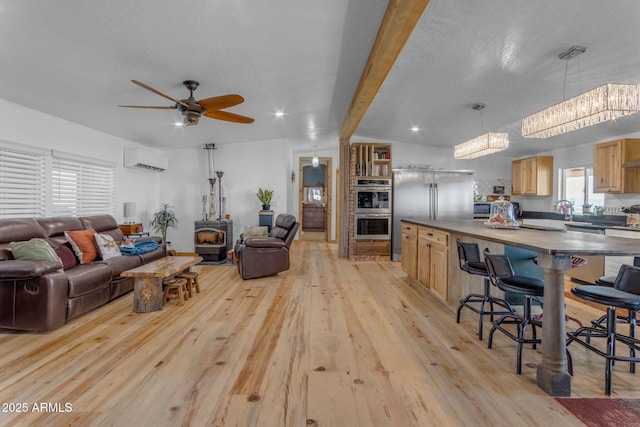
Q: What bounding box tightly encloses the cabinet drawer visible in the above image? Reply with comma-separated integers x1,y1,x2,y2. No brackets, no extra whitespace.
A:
418,227,448,246
402,223,418,237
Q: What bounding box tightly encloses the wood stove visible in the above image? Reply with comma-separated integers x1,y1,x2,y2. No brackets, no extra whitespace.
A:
194,219,233,263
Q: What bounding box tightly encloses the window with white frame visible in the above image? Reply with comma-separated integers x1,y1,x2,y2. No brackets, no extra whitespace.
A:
560,166,604,212
0,147,46,218
51,152,114,217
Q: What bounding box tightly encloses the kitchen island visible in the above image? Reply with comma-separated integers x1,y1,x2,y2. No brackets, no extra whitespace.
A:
401,218,640,396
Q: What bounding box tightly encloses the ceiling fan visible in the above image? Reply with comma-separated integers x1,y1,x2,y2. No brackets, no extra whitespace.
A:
119,80,254,126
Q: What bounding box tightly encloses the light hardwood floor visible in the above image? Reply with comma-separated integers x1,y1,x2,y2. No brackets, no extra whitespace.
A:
0,241,637,426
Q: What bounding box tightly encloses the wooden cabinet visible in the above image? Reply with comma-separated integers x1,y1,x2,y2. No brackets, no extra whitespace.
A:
351,143,392,177
593,139,640,193
302,205,325,231
511,159,522,195
511,156,553,196
417,227,450,302
401,223,418,280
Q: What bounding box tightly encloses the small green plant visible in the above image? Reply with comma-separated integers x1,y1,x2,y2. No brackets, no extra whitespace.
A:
256,188,273,205
151,203,178,242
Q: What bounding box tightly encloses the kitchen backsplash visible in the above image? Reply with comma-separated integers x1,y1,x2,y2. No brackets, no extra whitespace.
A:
474,179,511,199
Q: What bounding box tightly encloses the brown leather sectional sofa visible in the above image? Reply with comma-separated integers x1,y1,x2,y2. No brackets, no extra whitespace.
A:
0,215,166,331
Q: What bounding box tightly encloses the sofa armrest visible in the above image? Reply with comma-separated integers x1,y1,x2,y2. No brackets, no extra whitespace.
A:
244,237,286,249
0,260,63,279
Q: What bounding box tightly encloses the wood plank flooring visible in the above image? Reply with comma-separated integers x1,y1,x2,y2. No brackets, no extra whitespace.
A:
0,240,638,426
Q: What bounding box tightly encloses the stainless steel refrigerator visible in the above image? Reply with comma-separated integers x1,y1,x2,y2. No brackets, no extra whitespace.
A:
391,168,474,261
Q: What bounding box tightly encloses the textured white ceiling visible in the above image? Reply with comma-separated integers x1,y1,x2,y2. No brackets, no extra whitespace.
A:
1,0,640,158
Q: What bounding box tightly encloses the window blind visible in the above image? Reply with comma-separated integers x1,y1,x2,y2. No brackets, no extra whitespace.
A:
0,148,46,218
52,156,114,217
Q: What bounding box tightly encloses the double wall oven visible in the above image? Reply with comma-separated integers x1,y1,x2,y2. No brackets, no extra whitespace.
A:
354,179,391,240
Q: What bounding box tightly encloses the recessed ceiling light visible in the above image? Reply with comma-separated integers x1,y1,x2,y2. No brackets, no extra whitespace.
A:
275,111,285,118
174,122,185,127
411,126,420,133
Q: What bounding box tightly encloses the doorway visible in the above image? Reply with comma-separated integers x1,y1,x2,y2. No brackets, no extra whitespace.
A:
299,157,332,242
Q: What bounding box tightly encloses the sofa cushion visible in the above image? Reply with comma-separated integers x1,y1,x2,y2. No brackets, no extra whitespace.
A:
54,244,77,270
65,228,98,264
0,218,46,247
98,254,142,276
10,238,61,263
37,217,84,238
80,215,125,242
95,233,121,260
65,263,112,298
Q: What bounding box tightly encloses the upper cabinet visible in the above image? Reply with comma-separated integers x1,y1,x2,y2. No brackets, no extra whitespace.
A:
351,143,392,177
593,139,640,193
511,156,553,196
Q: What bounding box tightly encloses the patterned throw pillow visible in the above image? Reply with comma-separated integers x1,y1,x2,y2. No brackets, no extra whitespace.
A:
94,233,122,260
10,238,61,263
64,228,98,264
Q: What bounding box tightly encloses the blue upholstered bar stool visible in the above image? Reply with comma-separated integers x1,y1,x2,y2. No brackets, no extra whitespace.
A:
566,264,640,395
455,241,514,340
484,250,545,374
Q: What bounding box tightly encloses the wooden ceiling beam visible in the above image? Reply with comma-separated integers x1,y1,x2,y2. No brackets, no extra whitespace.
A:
339,0,430,141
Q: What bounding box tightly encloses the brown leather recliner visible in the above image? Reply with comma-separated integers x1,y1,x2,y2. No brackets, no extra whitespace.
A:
234,214,299,280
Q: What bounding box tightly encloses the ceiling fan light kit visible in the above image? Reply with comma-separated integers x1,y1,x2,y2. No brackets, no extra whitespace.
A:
119,80,254,126
454,103,509,159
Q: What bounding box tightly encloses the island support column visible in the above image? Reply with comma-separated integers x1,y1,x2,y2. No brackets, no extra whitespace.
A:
536,254,572,396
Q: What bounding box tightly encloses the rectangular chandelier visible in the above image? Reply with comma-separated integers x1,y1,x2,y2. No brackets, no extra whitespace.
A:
454,132,509,159
522,83,640,138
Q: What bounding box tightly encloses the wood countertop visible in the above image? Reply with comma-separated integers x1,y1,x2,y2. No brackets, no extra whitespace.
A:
401,218,640,257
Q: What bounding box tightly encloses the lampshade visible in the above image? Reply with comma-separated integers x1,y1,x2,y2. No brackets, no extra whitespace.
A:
522,83,640,138
312,154,319,167
454,132,509,160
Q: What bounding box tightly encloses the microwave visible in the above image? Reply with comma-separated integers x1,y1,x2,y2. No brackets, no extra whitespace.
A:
474,202,520,219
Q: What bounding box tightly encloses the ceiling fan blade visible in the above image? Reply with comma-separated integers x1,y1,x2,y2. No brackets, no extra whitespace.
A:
198,94,245,111
131,80,190,109
203,109,254,124
118,105,177,109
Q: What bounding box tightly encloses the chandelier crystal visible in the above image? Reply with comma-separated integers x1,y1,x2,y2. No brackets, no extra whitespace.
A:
454,132,509,159
522,83,640,138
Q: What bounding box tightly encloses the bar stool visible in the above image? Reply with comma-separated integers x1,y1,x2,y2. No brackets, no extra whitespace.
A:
566,264,640,395
588,257,640,333
484,250,545,374
177,271,201,298
455,241,514,340
162,277,189,306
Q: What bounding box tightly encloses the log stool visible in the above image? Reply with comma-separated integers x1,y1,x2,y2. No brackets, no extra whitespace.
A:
162,277,189,306
178,271,201,298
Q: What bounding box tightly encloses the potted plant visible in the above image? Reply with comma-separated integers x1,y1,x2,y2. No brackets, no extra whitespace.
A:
151,203,178,242
257,188,273,211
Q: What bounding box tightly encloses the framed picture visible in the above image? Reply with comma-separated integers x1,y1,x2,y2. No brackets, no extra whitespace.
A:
493,185,505,194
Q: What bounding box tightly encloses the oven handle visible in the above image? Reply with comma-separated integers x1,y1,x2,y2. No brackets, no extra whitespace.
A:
355,186,391,191
355,213,391,218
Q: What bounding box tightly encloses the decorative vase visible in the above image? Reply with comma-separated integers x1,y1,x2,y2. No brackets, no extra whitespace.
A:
262,204,271,211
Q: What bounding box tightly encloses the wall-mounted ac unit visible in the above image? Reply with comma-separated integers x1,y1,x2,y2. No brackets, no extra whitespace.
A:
123,147,167,172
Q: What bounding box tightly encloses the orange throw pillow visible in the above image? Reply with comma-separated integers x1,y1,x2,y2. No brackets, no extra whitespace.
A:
64,228,98,264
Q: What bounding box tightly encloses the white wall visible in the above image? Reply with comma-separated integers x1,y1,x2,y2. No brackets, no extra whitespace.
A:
160,139,294,251
0,99,162,225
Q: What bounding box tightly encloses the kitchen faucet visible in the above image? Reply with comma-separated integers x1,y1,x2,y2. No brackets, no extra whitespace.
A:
554,200,574,221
